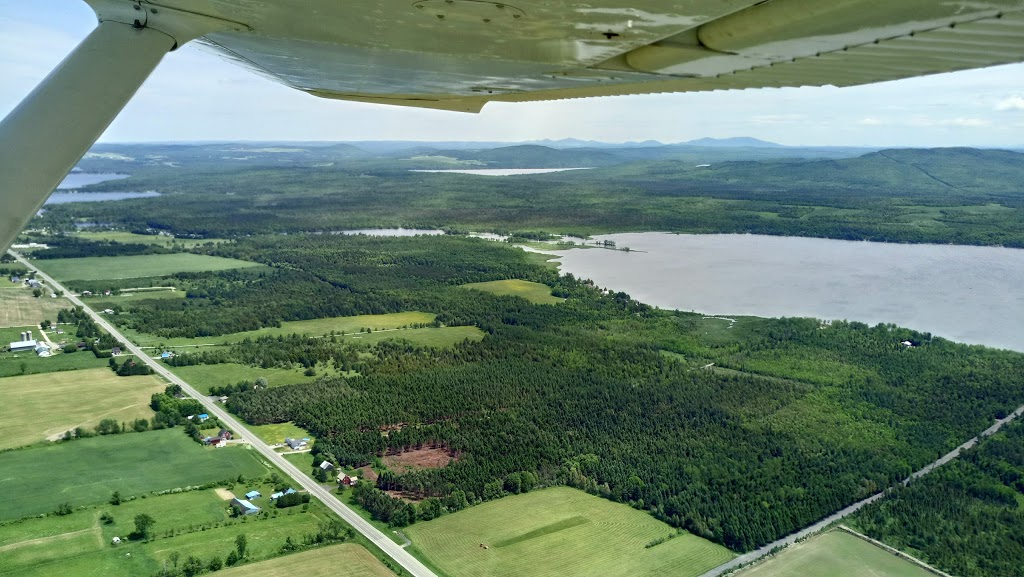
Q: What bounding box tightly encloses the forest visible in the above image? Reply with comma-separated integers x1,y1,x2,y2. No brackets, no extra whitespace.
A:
89,233,1024,554
853,419,1024,577
33,146,1024,247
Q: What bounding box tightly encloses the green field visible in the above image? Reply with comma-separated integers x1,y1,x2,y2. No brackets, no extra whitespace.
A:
0,429,269,521
168,363,320,394
123,312,443,347
248,422,314,446
75,230,226,248
214,543,394,577
0,367,165,450
461,279,562,305
737,531,936,577
0,349,108,378
0,287,69,327
0,491,359,577
32,253,260,281
402,487,734,577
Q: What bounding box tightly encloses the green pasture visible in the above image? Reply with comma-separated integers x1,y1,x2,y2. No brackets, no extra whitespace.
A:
461,279,562,305
0,367,164,450
0,429,269,521
403,486,734,577
167,364,319,395
32,253,260,281
736,530,936,577
248,422,314,446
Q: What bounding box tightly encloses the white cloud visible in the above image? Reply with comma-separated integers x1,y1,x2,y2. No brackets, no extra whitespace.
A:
995,96,1024,111
858,117,882,126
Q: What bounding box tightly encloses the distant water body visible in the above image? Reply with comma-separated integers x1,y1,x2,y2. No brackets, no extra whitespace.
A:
58,172,129,189
46,191,160,205
552,233,1024,351
410,168,592,176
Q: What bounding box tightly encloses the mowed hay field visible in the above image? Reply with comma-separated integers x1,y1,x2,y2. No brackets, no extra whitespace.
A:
736,531,937,577
403,487,734,577
0,428,269,521
0,287,69,327
214,543,395,577
32,253,260,281
461,279,563,305
0,367,164,450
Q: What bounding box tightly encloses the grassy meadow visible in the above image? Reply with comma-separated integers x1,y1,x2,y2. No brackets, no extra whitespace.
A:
0,429,269,521
0,367,164,450
168,363,320,395
736,531,937,577
213,543,395,577
32,253,261,281
0,490,356,577
461,279,562,305
0,350,108,378
122,311,445,347
75,230,226,248
402,487,734,577
0,286,69,327
248,422,314,446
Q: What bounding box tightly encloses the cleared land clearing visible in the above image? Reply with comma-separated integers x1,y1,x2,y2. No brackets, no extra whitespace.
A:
403,486,734,577
75,231,226,248
736,531,936,577
32,253,260,281
461,279,562,304
214,543,394,577
249,421,314,446
168,363,319,394
0,428,268,521
382,447,455,471
0,288,69,327
124,311,439,347
0,367,164,450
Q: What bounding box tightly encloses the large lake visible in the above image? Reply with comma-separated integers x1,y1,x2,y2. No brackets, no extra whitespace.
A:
57,172,129,189
552,233,1024,351
46,191,159,205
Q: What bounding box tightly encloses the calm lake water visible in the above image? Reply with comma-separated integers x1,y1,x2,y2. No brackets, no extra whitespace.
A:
410,168,592,176
552,233,1024,351
45,191,160,205
57,172,129,189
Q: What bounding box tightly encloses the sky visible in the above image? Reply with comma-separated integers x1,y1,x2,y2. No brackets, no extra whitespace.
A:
2,0,1024,147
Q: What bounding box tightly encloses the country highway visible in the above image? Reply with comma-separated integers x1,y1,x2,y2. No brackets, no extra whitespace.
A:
10,251,437,577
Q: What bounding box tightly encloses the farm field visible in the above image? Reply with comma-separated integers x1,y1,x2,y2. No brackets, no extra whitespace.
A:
214,543,395,577
122,311,441,347
461,279,562,304
248,421,314,446
31,253,261,281
0,286,68,327
402,486,734,577
0,367,164,450
75,230,226,248
736,531,936,577
0,491,353,577
0,350,108,378
0,428,269,521
168,363,319,394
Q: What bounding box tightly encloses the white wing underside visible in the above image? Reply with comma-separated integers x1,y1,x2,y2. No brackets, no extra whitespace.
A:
94,0,1024,113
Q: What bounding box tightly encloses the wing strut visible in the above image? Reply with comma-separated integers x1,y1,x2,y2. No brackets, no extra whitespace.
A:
0,20,174,252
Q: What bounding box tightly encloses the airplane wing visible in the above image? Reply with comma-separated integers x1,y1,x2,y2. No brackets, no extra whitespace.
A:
2,0,1024,250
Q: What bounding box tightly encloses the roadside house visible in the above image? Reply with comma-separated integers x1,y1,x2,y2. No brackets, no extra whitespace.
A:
285,438,307,450
219,429,233,440
319,461,334,471
245,490,261,500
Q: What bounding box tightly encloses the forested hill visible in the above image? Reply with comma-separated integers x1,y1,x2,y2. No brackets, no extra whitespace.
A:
45,145,1024,247
645,147,1024,196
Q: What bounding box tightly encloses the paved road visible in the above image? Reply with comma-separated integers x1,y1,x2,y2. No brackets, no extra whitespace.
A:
697,402,1024,577
11,251,437,577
